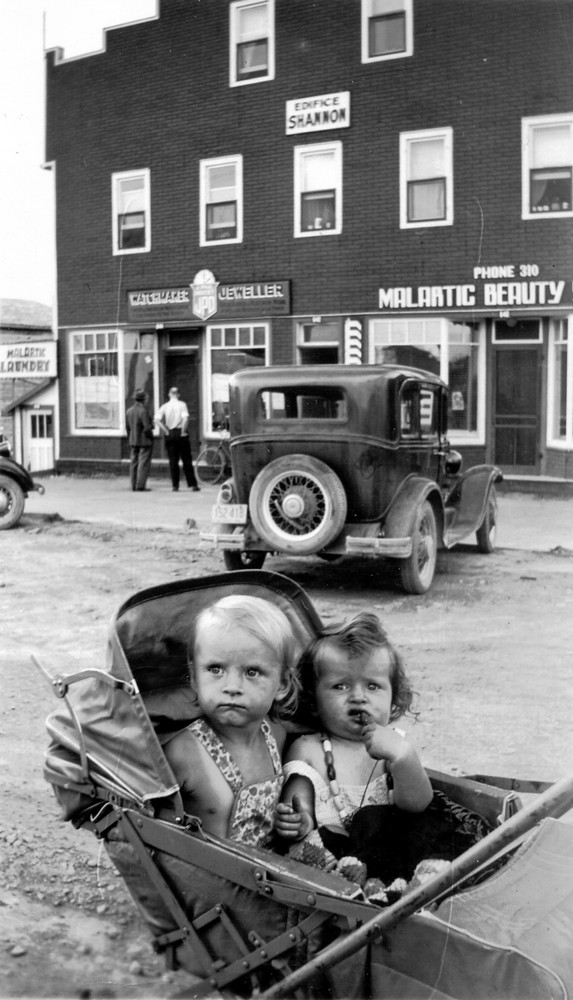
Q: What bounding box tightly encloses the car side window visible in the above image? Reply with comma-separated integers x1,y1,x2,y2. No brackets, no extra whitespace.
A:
400,384,439,440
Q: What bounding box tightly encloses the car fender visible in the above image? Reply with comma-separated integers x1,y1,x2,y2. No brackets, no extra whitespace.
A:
443,465,503,548
0,456,37,494
382,477,445,544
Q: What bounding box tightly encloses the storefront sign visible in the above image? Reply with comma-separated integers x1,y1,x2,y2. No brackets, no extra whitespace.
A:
286,92,350,135
127,279,291,322
0,341,57,378
378,264,573,312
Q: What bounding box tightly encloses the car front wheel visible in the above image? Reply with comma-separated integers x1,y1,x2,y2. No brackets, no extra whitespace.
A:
249,454,347,555
0,475,26,530
476,486,498,553
399,500,437,594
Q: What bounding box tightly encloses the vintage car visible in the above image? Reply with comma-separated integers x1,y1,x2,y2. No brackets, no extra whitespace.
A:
0,436,45,529
202,365,502,593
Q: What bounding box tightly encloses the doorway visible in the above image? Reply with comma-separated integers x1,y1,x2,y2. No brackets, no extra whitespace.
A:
493,346,541,475
25,409,54,472
163,349,200,453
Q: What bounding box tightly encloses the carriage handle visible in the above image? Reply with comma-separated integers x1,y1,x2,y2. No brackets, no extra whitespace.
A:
261,771,573,999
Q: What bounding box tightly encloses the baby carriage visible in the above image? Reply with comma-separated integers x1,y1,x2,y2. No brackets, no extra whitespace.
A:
36,570,573,998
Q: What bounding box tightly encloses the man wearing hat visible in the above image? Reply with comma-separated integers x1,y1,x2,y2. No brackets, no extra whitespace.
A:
154,387,200,492
126,388,154,491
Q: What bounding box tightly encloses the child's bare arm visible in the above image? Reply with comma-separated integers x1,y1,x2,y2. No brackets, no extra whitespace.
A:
276,773,315,840
362,723,433,812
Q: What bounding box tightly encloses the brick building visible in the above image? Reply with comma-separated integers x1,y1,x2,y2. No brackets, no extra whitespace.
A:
45,0,573,480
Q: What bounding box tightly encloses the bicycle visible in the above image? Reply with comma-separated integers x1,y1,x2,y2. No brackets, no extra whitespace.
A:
195,430,232,485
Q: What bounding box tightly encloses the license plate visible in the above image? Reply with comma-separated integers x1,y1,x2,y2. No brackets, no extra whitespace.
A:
212,503,248,524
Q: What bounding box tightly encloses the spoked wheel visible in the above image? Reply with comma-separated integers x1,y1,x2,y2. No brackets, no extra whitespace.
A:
196,446,226,485
223,550,267,571
0,475,26,530
476,486,498,553
399,500,437,594
249,454,347,555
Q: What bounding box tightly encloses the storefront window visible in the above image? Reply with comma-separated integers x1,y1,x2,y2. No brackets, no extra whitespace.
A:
369,318,483,440
548,320,572,445
207,324,268,432
72,331,120,430
71,330,156,433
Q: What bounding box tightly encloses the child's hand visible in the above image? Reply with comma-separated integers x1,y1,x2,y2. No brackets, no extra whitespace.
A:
361,721,409,765
275,794,314,841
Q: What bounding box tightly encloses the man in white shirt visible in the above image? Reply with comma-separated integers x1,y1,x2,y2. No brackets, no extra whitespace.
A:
155,387,200,492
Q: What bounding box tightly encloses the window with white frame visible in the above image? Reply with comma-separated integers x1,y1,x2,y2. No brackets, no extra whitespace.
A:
200,156,243,245
230,0,274,86
548,319,573,445
369,317,484,439
361,0,413,62
400,128,453,227
207,323,268,432
112,170,151,254
295,142,342,237
70,330,156,433
522,114,573,218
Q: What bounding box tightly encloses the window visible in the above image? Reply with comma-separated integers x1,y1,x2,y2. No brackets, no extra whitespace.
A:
369,317,485,440
207,324,268,432
295,142,342,237
112,170,151,254
200,156,243,245
362,0,413,62
230,0,274,86
297,322,342,364
548,319,573,446
70,330,156,433
400,129,453,227
522,115,573,218
399,384,439,441
259,386,348,421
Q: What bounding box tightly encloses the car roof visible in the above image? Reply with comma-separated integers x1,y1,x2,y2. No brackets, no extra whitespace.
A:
231,364,446,389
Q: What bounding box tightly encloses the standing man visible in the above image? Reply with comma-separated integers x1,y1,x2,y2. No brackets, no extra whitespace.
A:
126,388,154,491
155,386,201,492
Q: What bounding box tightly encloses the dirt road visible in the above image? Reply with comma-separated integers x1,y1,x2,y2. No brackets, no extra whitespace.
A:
1,511,572,997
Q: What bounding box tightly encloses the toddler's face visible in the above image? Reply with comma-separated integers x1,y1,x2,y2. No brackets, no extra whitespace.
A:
193,620,286,730
315,645,393,741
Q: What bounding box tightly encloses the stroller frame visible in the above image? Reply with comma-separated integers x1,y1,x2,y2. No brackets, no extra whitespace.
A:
35,570,573,999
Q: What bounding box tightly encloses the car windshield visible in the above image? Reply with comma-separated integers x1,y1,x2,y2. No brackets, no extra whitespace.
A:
258,386,347,421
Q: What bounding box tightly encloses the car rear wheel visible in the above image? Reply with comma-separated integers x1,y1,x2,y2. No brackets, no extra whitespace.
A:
399,500,437,594
223,550,267,571
0,475,26,530
249,454,347,554
476,486,498,553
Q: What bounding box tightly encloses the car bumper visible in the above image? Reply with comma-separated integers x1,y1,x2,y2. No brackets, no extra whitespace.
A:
201,529,413,558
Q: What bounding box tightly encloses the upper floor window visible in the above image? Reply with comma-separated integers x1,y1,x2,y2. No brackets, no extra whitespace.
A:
400,128,453,227
522,114,573,219
230,0,274,86
294,142,342,237
200,156,243,246
362,0,413,63
112,170,151,254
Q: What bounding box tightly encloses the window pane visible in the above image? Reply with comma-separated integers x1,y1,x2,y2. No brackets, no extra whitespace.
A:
237,39,268,78
301,190,336,231
119,212,145,249
207,164,236,201
369,12,405,55
302,152,335,189
532,124,571,167
408,179,445,221
258,387,347,420
206,202,237,240
409,138,444,179
530,167,572,212
238,2,268,36
118,177,144,212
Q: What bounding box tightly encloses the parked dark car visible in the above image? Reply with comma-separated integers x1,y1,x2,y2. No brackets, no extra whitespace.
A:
202,365,502,593
0,437,45,529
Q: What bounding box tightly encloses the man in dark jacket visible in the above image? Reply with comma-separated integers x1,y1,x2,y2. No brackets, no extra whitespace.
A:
126,389,154,491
